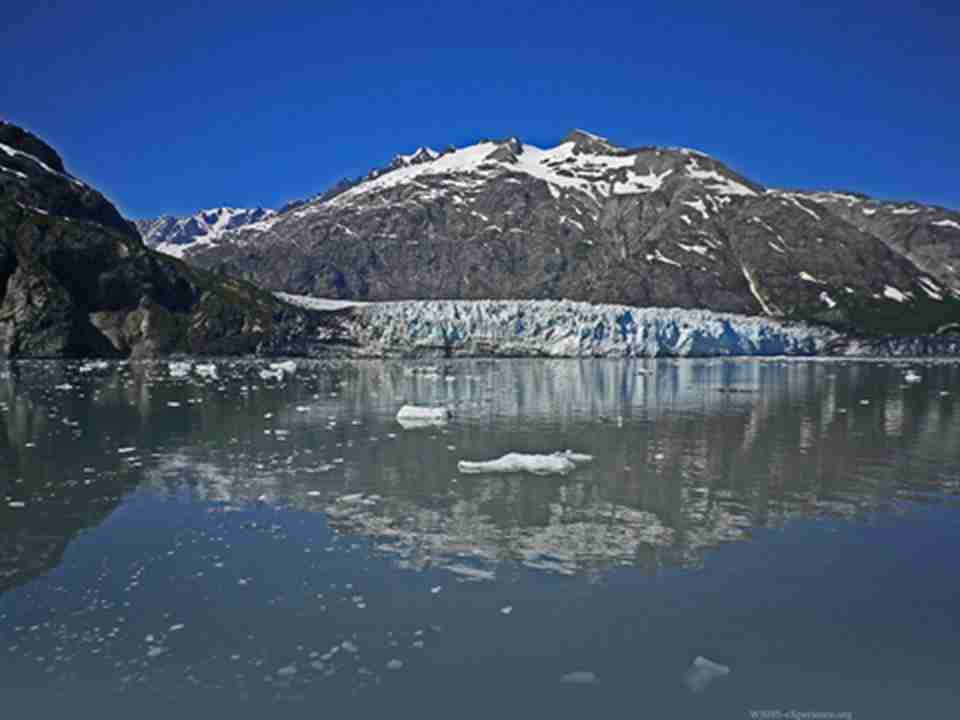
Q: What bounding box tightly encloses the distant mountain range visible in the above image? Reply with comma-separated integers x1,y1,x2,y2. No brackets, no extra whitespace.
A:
144,129,960,335
135,207,275,258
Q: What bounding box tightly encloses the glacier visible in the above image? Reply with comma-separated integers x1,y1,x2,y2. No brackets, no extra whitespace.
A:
341,298,840,357
277,294,960,358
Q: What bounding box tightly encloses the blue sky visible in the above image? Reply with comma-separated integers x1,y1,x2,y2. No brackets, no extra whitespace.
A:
3,1,958,218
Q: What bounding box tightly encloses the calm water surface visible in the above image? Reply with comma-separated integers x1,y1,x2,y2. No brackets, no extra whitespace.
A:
1,358,959,719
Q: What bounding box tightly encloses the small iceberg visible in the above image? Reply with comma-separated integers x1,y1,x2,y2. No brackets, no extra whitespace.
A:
457,450,593,476
168,361,192,378
194,363,218,380
396,405,452,428
683,656,730,693
904,370,922,383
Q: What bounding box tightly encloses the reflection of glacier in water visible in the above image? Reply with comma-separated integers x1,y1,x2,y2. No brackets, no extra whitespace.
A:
135,358,960,579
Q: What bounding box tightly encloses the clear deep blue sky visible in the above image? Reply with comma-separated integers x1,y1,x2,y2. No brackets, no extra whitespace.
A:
3,1,957,218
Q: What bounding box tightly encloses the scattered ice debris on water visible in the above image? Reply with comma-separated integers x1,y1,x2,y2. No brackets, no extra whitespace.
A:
276,665,298,677
146,646,167,658
310,660,326,671
79,360,109,373
683,656,730,693
168,361,192,378
500,605,513,615
341,641,359,653
396,405,452,429
386,659,404,671
457,450,593,476
560,671,598,685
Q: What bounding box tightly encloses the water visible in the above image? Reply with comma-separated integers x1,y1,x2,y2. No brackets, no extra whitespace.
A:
1,358,959,719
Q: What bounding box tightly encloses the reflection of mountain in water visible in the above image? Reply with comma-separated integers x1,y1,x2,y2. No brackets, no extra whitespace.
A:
139,359,960,577
0,363,142,592
2,358,957,589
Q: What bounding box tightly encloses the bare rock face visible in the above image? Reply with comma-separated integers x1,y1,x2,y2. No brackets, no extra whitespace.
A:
176,130,959,336
0,122,346,358
793,191,960,291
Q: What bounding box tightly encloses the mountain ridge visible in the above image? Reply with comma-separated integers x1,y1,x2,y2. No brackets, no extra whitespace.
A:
163,129,960,336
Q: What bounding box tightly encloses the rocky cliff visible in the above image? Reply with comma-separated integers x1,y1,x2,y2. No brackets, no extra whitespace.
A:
0,122,346,358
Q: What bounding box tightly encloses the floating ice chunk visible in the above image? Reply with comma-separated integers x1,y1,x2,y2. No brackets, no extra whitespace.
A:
194,363,218,379
269,360,297,375
168,361,192,378
117,447,136,454
396,405,452,428
457,450,593,476
904,371,922,383
276,665,297,677
146,646,167,658
500,605,513,615
386,659,404,670
7,501,25,508
560,671,598,685
341,641,359,653
683,656,730,693
259,368,285,382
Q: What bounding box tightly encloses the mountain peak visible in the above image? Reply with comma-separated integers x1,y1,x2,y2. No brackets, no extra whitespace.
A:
390,146,440,169
560,129,618,153
0,121,66,174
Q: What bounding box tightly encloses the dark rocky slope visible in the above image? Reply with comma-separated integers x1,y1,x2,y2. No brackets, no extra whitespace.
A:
0,122,346,358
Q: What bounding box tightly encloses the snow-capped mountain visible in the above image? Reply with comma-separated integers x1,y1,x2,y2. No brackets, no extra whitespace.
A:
173,129,960,335
135,206,276,258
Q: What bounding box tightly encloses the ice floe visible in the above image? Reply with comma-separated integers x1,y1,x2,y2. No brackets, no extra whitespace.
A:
457,450,594,476
683,656,730,693
395,405,452,428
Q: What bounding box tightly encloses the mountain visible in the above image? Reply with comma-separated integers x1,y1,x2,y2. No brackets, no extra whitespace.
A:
0,122,342,358
180,129,960,336
790,191,960,289
135,206,276,258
